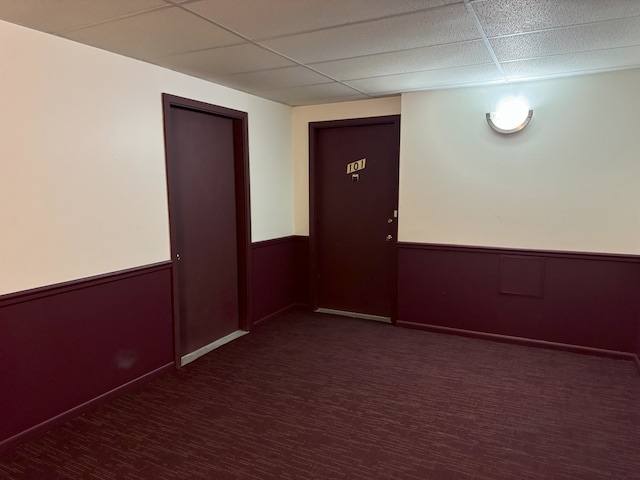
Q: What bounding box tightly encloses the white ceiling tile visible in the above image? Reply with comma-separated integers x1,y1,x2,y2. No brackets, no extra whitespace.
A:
0,0,166,34
344,64,503,94
3,1,640,105
503,45,640,80
187,0,461,40
491,16,640,62
154,43,295,78
260,4,479,64
217,66,333,92
255,82,365,106
61,6,243,60
311,41,492,81
473,0,640,38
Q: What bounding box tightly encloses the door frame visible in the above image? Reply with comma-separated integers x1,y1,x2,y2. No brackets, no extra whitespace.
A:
162,93,252,366
308,115,401,323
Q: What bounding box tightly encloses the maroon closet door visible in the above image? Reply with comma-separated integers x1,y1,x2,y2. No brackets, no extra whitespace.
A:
311,116,400,319
167,105,240,356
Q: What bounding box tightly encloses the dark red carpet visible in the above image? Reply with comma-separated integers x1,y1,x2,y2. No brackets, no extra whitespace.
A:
2,309,640,479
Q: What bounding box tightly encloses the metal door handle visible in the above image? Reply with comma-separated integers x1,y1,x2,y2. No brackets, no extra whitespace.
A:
386,235,393,241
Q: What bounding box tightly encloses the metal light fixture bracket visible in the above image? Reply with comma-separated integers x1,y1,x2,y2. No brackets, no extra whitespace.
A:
486,109,533,135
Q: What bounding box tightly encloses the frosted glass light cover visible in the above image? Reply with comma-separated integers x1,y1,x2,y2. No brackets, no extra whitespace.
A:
487,96,533,134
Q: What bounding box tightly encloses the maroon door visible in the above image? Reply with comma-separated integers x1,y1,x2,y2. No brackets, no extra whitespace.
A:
311,116,400,319
165,104,240,358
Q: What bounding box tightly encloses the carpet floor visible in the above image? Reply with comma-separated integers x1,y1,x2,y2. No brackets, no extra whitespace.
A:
1,309,640,479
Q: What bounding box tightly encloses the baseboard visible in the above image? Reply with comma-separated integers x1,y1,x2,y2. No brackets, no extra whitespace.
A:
0,362,173,454
315,308,392,323
252,303,303,328
180,330,249,367
396,320,637,363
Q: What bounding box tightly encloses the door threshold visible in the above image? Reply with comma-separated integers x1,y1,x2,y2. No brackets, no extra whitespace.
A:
181,330,248,367
315,308,392,324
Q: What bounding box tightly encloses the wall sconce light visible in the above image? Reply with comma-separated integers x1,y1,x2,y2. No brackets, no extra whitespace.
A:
486,96,533,135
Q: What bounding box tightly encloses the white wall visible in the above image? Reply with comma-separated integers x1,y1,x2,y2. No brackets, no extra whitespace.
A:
0,20,293,295
291,97,402,235
399,69,640,254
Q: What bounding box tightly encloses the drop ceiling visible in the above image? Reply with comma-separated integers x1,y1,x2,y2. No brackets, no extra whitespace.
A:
1,0,639,106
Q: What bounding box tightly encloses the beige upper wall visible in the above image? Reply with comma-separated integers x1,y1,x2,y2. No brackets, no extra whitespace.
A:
4,17,639,296
399,69,640,254
0,20,293,295
291,97,402,235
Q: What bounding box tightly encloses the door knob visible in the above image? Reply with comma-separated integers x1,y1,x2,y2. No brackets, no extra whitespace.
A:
386,235,393,241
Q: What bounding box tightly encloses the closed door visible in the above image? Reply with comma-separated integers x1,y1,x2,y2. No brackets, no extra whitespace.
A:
163,95,250,362
311,116,400,320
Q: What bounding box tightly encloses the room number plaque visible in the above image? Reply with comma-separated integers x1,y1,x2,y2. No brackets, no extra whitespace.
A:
346,158,366,174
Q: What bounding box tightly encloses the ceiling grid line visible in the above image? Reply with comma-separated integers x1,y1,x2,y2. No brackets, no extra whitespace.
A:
463,0,506,81
1,0,640,105
500,43,640,65
487,14,640,42
54,5,173,35
161,0,371,97
343,60,497,83
182,2,468,43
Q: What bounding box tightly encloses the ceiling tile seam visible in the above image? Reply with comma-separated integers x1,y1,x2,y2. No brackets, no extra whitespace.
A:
350,77,506,96
332,61,499,83
463,0,506,81
410,78,505,90
149,42,254,61
305,39,489,67
207,2,469,43
162,0,371,96
338,83,373,97
53,4,175,35
187,37,492,81
487,14,640,41
230,34,491,84
389,78,507,93
201,75,306,104
153,50,370,98
217,76,337,91
153,36,486,65
212,65,318,80
499,45,640,65
219,70,335,84
253,80,365,95
200,41,493,81
503,65,640,82
216,85,292,106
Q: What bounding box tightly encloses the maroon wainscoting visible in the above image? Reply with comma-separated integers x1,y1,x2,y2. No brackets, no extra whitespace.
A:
251,236,309,327
0,263,174,451
636,328,640,372
293,236,310,308
397,243,640,354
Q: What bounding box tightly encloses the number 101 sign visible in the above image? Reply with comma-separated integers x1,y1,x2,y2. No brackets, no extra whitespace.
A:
346,158,366,174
